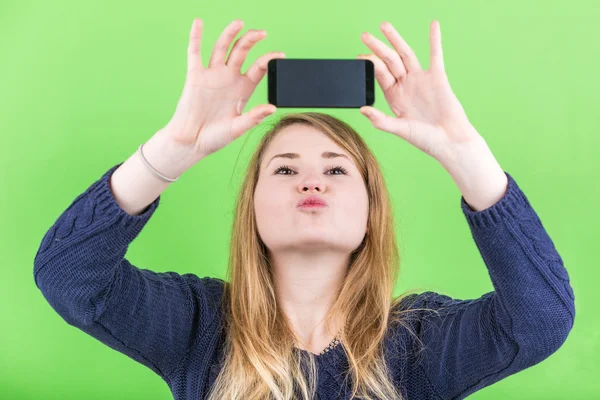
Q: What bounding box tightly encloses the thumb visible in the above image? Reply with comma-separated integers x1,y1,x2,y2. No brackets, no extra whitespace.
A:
360,106,413,143
230,104,276,139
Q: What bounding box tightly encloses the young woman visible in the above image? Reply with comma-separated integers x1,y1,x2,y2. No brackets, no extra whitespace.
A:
34,18,575,400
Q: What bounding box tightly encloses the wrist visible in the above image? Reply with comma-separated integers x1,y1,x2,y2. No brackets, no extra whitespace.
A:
142,127,201,180
441,138,508,212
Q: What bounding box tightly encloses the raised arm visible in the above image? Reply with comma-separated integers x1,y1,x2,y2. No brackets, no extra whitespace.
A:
34,17,287,379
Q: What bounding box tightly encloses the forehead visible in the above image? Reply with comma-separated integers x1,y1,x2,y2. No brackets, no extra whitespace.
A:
261,126,354,171
264,125,345,156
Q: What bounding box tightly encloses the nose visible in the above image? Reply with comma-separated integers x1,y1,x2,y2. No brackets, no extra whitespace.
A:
301,184,320,192
299,178,325,193
298,170,326,193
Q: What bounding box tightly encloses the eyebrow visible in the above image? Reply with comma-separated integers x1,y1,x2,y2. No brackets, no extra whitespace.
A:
265,151,351,168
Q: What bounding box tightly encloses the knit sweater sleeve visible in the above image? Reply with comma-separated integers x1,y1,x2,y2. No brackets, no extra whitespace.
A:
33,162,223,380
401,171,575,400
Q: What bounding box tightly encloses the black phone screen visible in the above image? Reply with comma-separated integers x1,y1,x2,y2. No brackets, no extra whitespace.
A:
267,58,375,108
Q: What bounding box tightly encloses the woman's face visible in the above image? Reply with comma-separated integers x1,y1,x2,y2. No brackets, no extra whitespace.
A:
254,125,369,254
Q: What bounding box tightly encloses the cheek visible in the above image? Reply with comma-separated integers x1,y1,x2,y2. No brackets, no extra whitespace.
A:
256,181,293,209
341,201,367,221
255,197,288,223
343,185,369,209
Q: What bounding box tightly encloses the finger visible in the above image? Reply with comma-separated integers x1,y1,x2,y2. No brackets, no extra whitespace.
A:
187,18,204,73
379,22,422,74
245,52,286,84
227,29,267,71
360,32,406,81
230,104,277,139
360,106,413,143
429,20,445,73
208,19,245,68
356,53,395,92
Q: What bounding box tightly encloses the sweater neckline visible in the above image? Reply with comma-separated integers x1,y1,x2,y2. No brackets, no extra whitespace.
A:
292,328,344,360
293,338,344,363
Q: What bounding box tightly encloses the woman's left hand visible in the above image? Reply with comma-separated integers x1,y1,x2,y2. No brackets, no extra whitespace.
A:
357,20,483,167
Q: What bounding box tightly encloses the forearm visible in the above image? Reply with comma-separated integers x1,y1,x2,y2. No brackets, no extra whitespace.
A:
109,127,200,216
441,133,508,212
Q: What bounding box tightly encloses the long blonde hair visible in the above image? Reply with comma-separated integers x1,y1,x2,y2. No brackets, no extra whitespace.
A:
207,112,425,400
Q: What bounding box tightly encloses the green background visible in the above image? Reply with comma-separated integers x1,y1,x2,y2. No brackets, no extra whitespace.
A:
1,0,596,398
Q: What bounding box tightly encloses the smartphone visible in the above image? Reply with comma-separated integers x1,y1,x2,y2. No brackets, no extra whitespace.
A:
267,58,375,108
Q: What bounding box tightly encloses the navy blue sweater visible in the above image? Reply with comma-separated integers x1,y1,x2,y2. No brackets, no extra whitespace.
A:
33,162,575,399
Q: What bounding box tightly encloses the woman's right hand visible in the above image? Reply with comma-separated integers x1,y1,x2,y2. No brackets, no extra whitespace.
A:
165,18,285,159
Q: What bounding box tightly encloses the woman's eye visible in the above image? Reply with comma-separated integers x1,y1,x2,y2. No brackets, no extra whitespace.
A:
274,164,347,175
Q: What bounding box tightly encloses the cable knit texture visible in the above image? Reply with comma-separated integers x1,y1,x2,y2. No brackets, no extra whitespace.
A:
33,162,575,400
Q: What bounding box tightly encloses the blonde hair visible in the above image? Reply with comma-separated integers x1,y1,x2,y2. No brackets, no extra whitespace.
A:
207,112,427,400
